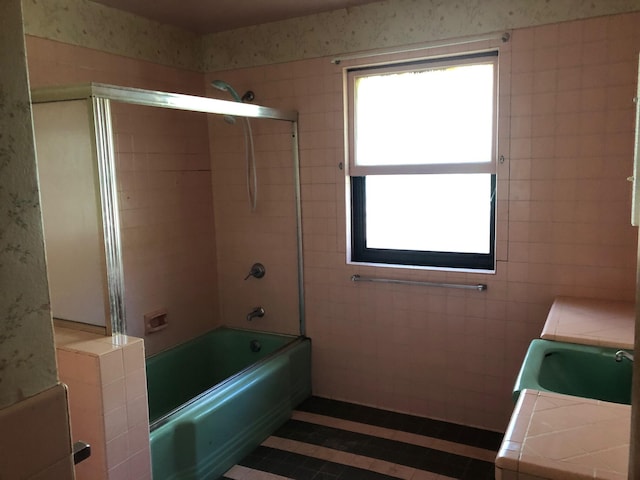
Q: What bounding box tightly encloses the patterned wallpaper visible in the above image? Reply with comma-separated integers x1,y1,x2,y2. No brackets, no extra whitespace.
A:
202,0,640,70
21,0,203,72
20,0,640,72
0,0,57,409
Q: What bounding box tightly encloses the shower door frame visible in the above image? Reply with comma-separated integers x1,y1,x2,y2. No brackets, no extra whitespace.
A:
31,83,305,337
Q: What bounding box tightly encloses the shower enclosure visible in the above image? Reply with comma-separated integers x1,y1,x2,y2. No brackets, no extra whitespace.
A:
31,83,305,352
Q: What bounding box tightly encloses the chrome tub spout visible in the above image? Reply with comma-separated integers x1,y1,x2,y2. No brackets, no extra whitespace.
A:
615,350,634,362
247,307,265,321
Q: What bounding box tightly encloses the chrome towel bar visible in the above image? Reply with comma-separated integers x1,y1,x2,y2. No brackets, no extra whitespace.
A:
351,274,487,291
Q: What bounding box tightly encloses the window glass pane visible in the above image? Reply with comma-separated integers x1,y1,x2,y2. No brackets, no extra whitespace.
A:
355,63,494,167
365,174,492,254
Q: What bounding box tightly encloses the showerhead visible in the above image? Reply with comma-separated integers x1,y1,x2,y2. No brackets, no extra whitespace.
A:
211,80,255,104
211,79,242,102
212,79,254,125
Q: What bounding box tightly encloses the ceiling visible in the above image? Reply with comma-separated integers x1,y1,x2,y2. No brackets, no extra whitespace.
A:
91,0,383,34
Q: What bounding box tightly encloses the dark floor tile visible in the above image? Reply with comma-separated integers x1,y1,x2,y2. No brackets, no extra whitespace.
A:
313,471,340,480
239,446,402,480
224,397,502,480
338,466,401,480
301,455,328,471
297,396,504,451
319,461,347,476
461,458,496,480
274,418,496,479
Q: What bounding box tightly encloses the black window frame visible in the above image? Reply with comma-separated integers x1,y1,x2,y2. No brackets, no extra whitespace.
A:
350,174,497,270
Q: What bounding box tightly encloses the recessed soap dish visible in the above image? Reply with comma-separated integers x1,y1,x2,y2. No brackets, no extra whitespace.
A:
145,308,168,334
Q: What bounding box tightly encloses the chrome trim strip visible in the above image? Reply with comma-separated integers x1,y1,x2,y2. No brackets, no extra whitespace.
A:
91,97,126,334
291,121,306,336
32,82,298,122
631,53,640,226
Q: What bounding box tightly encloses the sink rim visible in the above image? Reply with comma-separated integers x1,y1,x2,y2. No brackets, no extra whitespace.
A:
513,339,632,405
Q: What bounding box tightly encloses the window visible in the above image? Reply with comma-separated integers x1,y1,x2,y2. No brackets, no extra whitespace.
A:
347,51,498,271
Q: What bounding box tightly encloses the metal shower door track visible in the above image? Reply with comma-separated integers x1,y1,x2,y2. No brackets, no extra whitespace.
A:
31,83,304,337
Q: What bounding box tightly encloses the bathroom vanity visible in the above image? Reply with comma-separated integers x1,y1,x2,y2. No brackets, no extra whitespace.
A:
496,296,634,480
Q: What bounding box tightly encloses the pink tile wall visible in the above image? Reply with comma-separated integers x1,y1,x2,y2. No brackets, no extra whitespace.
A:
56,329,151,480
208,110,301,334
26,37,221,356
112,102,220,355
207,12,640,431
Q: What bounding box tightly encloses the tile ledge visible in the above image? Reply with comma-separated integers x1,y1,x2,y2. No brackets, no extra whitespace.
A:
541,296,634,349
498,390,630,480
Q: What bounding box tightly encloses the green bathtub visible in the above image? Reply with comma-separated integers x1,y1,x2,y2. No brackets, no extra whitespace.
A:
146,326,311,479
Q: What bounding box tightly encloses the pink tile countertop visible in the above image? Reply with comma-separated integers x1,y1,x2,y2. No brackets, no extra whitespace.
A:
497,390,630,480
54,324,142,353
541,296,635,350
497,297,635,479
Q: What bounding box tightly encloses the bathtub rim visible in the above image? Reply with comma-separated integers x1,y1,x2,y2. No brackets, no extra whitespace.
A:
148,325,309,431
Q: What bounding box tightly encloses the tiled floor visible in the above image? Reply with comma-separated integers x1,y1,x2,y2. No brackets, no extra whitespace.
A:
219,397,503,480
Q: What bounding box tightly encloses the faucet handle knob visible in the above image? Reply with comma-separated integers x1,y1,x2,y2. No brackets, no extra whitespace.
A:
244,263,266,280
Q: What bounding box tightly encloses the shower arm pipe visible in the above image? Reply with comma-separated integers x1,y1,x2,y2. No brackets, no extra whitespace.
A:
351,274,487,292
31,83,298,122
331,31,511,65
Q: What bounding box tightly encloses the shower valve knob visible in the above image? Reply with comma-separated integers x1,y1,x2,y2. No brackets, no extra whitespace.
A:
244,263,266,280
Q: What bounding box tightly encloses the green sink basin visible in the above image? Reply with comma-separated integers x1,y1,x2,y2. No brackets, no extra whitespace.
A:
513,339,632,405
